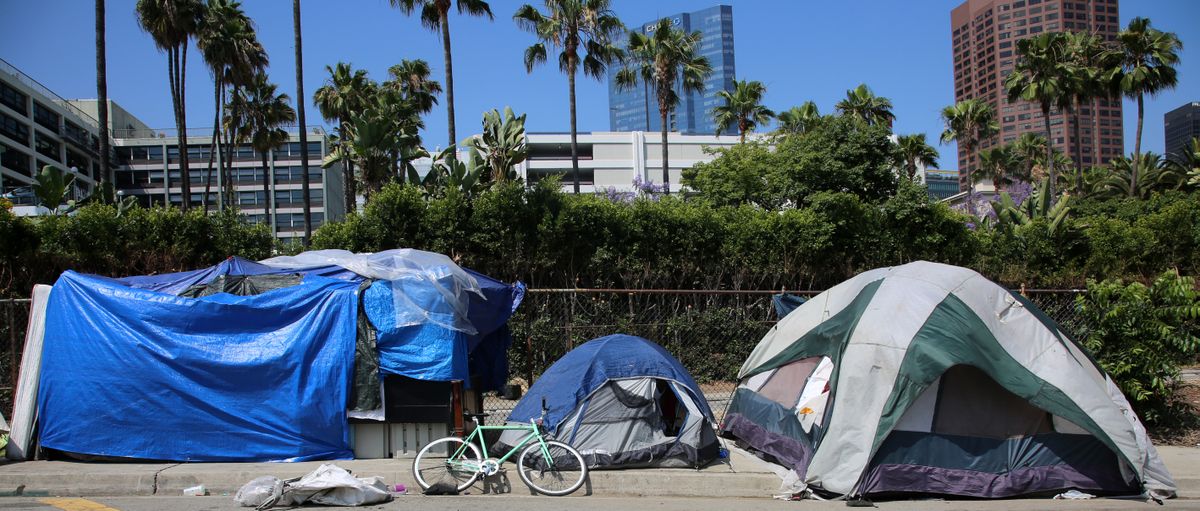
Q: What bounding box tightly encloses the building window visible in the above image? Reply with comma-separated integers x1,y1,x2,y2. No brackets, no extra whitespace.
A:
0,110,30,145
32,101,60,132
1,142,30,175
34,132,60,161
66,149,88,171
0,81,27,115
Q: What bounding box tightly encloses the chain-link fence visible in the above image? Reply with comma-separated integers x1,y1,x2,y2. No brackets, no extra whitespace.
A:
484,288,1092,425
0,290,1089,422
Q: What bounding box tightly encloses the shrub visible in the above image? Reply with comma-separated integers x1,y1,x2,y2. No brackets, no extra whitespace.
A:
1075,271,1200,427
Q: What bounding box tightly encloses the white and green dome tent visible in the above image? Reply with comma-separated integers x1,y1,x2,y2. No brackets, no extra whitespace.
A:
722,261,1176,500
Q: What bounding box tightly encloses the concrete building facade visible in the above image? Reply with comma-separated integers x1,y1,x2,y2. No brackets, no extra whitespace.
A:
519,131,742,193
1,58,340,240
950,0,1124,188
608,5,736,136
112,130,343,241
1164,101,1199,164
1,58,106,202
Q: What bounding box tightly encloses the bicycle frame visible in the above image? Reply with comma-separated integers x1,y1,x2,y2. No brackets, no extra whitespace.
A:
445,419,556,472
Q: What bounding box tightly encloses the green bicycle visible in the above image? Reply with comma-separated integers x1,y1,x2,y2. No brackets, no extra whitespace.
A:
411,399,588,496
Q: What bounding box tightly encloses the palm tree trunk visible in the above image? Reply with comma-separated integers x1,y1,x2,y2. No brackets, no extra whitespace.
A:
262,150,272,229
95,0,109,185
1132,93,1144,198
179,43,192,211
341,120,355,214
966,138,977,216
1042,104,1055,198
660,107,670,195
165,50,176,206
205,82,219,213
440,12,456,148
225,121,236,209
294,0,312,245
1071,98,1084,193
568,67,580,194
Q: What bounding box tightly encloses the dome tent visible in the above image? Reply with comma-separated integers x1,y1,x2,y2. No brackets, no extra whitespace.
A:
496,334,719,469
723,261,1176,500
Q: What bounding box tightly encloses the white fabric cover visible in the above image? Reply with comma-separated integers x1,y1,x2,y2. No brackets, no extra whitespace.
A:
8,284,51,460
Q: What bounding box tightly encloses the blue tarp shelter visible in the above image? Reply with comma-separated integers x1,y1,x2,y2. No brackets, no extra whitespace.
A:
35,250,524,462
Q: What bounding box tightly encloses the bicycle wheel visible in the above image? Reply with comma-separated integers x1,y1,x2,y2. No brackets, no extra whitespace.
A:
516,440,588,496
412,437,482,493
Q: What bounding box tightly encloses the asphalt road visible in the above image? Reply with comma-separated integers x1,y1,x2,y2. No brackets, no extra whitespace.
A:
3,495,1197,511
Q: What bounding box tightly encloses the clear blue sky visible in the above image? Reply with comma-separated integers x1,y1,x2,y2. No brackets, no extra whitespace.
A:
1,0,1197,168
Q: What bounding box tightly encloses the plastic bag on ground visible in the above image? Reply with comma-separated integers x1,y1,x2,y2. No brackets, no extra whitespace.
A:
235,464,392,508
234,476,280,507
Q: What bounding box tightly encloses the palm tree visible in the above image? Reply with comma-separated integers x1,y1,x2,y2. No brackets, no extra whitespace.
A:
976,145,1020,191
895,133,939,182
515,0,623,194
712,80,774,143
314,63,373,214
136,0,204,211
775,101,820,135
244,75,295,230
390,0,494,148
1117,17,1182,199
614,18,711,194
1095,152,1183,199
940,99,998,213
835,84,895,127
1167,137,1200,190
1005,32,1071,198
293,0,312,245
96,0,110,185
1012,132,1048,182
198,0,267,211
386,59,442,115
1062,31,1118,185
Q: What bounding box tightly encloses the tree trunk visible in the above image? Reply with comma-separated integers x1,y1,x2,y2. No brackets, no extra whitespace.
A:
294,0,312,245
205,82,220,213
95,0,109,185
1071,98,1084,193
660,107,670,195
965,137,976,216
1132,93,1144,198
1042,104,1055,198
179,43,191,211
341,120,356,214
568,66,580,194
440,12,456,149
225,119,236,209
262,151,272,230
165,49,176,206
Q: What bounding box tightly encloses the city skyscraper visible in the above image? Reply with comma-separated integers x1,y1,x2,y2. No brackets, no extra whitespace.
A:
608,5,735,136
1163,101,1199,164
950,0,1124,188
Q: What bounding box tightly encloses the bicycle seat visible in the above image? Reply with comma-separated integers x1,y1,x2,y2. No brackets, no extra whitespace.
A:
466,413,490,424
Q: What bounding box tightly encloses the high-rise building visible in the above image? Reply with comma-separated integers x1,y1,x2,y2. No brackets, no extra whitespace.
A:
1164,101,1200,163
608,5,735,136
950,0,1124,189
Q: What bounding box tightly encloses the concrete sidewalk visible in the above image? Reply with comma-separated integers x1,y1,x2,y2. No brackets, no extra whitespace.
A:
0,446,1195,499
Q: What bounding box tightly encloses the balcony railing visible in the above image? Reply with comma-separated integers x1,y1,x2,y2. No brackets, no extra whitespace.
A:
0,57,101,132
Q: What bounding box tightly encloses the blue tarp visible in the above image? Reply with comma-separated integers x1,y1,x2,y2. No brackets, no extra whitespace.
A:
507,334,714,433
38,271,359,462
773,293,809,319
116,256,525,390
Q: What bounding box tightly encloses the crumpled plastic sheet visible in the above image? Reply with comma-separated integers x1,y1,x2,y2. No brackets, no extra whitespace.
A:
261,249,484,334
235,464,392,508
